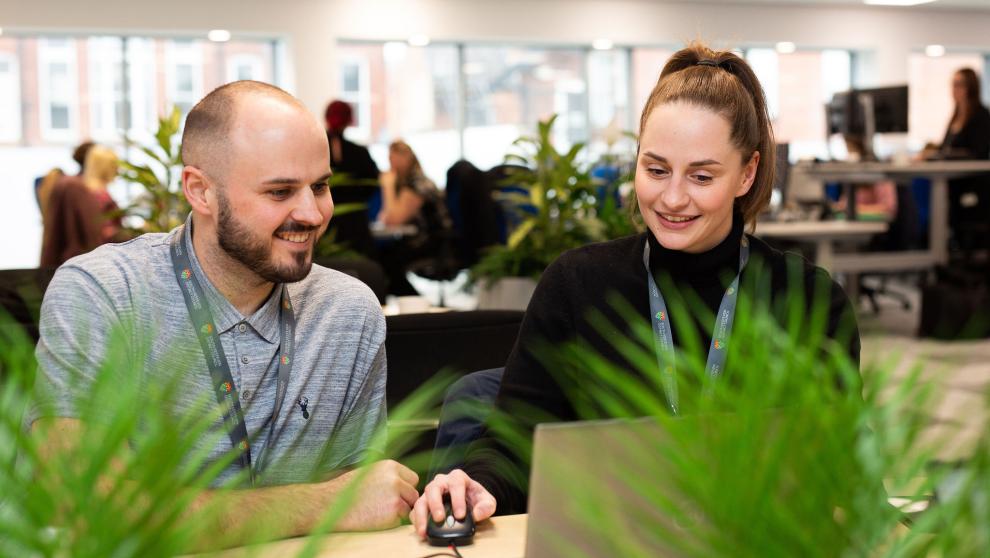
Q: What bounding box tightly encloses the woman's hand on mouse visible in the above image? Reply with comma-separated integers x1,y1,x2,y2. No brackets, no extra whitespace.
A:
411,469,496,538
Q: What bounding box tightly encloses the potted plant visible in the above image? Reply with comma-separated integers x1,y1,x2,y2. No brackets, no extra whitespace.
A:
472,115,605,310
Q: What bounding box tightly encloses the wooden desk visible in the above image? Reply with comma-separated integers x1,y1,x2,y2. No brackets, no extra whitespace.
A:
212,514,527,558
756,220,888,271
800,160,990,273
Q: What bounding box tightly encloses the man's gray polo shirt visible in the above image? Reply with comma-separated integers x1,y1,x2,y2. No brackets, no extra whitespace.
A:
32,223,387,486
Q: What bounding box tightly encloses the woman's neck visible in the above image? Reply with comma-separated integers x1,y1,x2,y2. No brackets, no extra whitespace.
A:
649,214,745,283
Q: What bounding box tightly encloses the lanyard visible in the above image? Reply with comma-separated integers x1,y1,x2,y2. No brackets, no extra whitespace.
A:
170,223,294,485
642,235,749,415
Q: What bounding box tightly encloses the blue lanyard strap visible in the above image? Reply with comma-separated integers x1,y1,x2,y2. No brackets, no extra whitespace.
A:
642,235,749,415
170,223,294,485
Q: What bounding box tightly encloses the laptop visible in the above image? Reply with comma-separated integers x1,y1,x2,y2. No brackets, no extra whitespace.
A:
523,411,804,558
524,416,700,558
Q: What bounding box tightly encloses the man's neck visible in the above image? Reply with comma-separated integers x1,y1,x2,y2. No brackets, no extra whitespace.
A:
190,222,275,317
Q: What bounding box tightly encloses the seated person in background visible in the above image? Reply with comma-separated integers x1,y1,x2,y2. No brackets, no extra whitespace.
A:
920,67,990,162
919,67,990,251
833,134,898,222
411,42,860,534
34,141,94,216
31,81,418,548
40,145,124,268
377,140,452,295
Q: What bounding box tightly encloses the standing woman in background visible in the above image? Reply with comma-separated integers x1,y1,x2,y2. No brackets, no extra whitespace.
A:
41,145,123,268
377,140,451,295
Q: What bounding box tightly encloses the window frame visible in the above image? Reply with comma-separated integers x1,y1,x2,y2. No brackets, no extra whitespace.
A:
0,51,22,143
38,37,80,142
338,54,372,141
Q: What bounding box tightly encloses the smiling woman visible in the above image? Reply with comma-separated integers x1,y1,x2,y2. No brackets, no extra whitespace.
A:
412,41,863,529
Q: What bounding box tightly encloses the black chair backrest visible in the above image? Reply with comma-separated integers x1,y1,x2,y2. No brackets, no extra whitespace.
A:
0,267,56,343
445,160,502,267
384,310,524,408
315,256,388,304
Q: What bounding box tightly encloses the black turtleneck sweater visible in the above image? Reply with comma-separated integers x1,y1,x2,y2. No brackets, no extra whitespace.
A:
462,215,861,515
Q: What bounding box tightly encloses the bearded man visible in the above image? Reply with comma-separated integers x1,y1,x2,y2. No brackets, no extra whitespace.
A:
30,81,418,546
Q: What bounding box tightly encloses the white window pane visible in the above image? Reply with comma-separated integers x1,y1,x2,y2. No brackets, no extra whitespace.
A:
0,50,22,142
50,105,70,129
746,48,780,120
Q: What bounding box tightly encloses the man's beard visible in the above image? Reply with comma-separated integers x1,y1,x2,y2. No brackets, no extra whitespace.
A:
216,190,318,284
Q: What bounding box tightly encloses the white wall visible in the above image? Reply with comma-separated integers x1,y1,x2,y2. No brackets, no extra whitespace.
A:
4,0,990,115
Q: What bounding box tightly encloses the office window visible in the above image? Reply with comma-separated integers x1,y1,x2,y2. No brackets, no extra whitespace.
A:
0,49,21,142
166,40,204,117
631,48,674,121
220,41,275,85
336,42,460,184
88,37,128,140
0,31,284,270
463,46,586,171
587,49,632,160
124,38,158,143
908,52,985,148
227,54,263,82
338,55,372,140
38,37,79,141
747,48,852,161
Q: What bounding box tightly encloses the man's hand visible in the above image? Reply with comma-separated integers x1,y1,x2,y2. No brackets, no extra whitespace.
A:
333,460,420,531
410,469,496,538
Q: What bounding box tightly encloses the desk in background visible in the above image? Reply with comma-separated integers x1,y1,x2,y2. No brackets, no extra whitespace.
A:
212,514,527,558
756,220,888,272
799,160,990,274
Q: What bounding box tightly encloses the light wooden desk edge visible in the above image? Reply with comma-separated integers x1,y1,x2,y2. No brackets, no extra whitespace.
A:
210,513,528,558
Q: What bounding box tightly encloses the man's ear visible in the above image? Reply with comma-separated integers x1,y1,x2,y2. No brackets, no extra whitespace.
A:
735,151,760,198
182,165,215,216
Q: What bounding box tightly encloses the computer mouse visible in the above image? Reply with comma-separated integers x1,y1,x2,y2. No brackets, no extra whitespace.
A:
426,492,476,546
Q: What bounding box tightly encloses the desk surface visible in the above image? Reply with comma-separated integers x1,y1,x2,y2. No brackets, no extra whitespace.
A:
214,514,527,558
800,159,990,180
755,220,888,239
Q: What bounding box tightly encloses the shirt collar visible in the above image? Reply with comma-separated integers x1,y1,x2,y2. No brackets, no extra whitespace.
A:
182,216,282,344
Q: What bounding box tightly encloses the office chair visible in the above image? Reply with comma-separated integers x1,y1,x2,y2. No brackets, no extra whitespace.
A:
383,310,523,409
0,267,57,345
859,184,920,314
408,160,504,305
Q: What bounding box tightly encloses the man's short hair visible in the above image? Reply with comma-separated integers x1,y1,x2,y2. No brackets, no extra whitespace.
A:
180,80,304,176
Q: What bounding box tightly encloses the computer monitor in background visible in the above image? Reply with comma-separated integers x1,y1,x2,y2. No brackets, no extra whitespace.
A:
862,85,909,134
825,85,909,160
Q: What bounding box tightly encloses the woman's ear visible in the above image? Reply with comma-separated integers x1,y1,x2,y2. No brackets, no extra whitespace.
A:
736,151,760,198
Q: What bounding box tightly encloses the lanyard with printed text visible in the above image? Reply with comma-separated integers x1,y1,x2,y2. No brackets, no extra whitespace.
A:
642,236,749,415
170,223,295,485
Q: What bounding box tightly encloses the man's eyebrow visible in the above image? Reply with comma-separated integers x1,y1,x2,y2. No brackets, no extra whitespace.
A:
641,151,723,167
262,172,334,186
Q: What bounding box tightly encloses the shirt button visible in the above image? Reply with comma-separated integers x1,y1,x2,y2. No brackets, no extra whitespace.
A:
241,356,249,364
242,390,252,401
238,323,247,333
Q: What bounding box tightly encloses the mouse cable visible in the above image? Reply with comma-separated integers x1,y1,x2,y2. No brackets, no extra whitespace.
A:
417,543,464,558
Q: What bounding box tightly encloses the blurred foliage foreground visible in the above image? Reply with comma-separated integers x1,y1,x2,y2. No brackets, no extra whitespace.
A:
1,267,989,556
